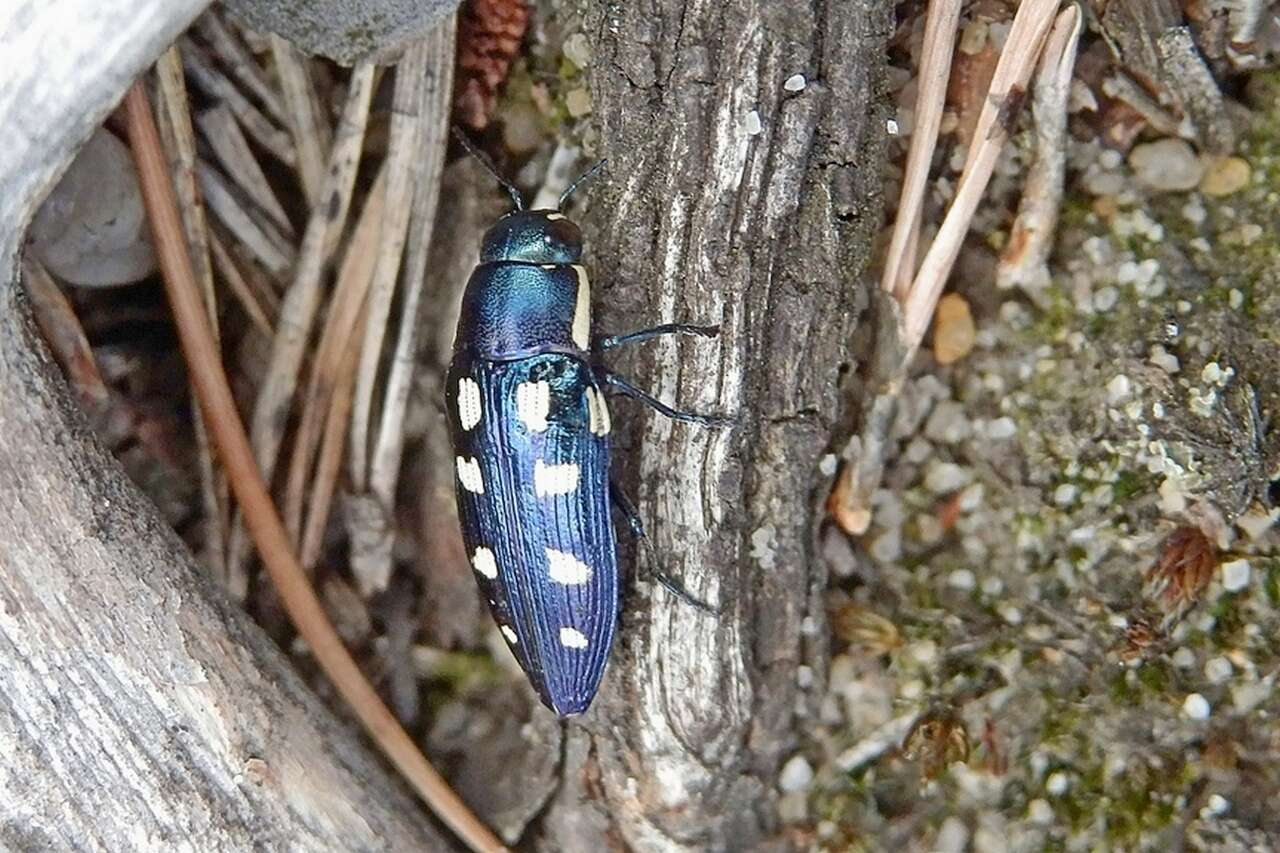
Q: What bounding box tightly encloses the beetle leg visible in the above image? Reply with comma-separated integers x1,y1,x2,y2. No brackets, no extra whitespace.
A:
610,479,646,539
600,372,733,428
649,570,719,614
611,479,718,614
596,323,719,351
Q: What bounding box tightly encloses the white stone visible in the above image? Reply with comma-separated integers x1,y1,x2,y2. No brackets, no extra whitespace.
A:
745,110,763,135
1129,138,1204,192
924,461,970,493
1207,794,1230,816
987,416,1017,439
784,73,806,92
1205,657,1233,684
1106,374,1132,403
1053,484,1078,506
1046,771,1070,796
1028,799,1054,824
1222,559,1250,592
1183,692,1211,720
947,569,976,591
778,755,814,792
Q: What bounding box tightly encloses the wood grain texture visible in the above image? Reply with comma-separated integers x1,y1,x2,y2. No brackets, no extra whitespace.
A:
532,1,891,849
0,1,451,848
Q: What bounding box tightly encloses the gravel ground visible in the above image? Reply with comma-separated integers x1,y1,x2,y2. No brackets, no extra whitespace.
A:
788,70,1280,853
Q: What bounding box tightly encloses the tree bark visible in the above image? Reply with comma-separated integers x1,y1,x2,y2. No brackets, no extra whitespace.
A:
534,2,890,849
0,2,449,848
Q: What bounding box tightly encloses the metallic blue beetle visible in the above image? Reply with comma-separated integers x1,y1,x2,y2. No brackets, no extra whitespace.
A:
446,155,723,716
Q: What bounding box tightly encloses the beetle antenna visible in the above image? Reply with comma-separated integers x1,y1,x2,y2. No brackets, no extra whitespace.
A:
558,159,608,209
452,127,523,211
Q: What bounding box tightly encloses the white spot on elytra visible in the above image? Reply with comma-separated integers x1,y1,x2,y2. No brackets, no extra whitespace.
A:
456,456,484,493
472,546,498,579
500,625,518,644
515,381,550,432
457,377,482,431
571,265,591,349
559,626,589,649
535,460,579,496
586,386,611,436
546,548,591,585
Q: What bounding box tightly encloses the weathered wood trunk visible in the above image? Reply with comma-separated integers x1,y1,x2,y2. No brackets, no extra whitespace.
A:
0,2,449,848
534,2,890,849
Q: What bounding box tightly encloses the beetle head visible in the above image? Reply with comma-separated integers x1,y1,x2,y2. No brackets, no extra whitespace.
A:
480,210,584,264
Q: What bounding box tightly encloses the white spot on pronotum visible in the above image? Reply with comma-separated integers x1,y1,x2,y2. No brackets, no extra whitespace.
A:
744,109,763,135
456,456,484,493
784,73,806,92
546,213,566,221
546,548,591,585
535,460,580,496
559,626,589,649
457,377,482,431
571,265,591,349
500,625,518,644
515,381,550,432
586,386,611,436
472,546,498,579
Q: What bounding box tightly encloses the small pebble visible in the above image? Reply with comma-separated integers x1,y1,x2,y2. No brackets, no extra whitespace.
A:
1046,772,1070,796
1229,288,1244,310
784,73,807,92
1205,657,1233,684
1129,138,1204,192
1106,374,1132,403
1199,157,1250,196
745,109,763,135
819,453,838,476
1028,799,1054,824
565,88,592,118
779,754,814,792
987,417,1017,440
948,569,976,591
1183,693,1211,720
1093,286,1119,312
925,461,970,493
562,32,592,68
1221,559,1250,592
1053,483,1078,506
933,293,976,365
886,118,900,135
